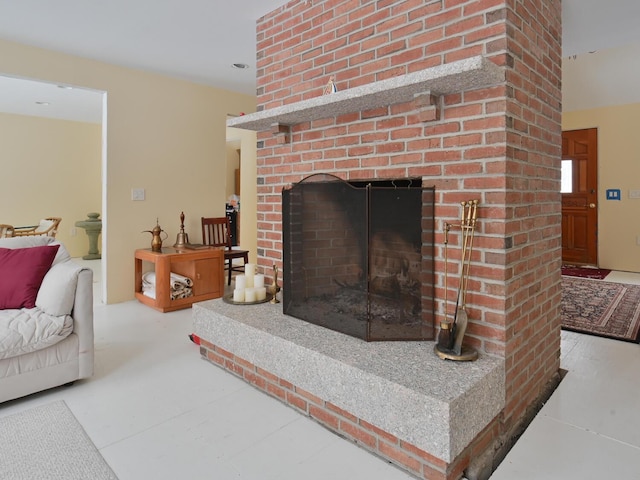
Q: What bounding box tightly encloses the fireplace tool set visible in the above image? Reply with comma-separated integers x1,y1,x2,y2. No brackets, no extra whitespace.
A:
435,200,479,361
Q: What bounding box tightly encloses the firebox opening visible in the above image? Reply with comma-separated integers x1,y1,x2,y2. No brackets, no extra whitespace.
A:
283,174,435,341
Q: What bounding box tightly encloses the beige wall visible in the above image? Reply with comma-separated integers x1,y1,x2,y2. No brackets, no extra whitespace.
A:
0,39,256,303
225,142,240,200
563,102,640,273
0,112,102,257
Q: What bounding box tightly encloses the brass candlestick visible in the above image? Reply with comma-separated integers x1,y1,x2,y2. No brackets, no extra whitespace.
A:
270,265,280,304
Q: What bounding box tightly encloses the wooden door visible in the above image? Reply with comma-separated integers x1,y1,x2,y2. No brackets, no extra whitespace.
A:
561,128,598,265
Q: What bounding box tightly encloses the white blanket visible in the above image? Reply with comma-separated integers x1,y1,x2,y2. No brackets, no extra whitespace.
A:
142,272,193,289
142,272,193,300
0,308,73,360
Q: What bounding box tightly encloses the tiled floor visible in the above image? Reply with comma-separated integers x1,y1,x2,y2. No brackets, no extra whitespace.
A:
0,261,639,479
491,269,640,479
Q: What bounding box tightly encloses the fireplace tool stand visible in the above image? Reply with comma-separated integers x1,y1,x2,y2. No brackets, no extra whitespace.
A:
435,200,479,361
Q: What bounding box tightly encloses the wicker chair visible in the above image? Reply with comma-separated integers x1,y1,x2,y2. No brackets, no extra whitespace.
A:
13,217,62,238
0,224,15,238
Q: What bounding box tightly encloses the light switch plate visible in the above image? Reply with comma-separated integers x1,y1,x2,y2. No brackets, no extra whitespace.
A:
629,189,640,199
131,188,145,201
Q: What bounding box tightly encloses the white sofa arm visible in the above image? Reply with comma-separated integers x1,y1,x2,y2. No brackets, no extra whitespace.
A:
73,268,94,379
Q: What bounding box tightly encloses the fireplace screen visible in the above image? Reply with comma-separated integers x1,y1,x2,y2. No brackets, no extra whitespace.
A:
282,174,435,341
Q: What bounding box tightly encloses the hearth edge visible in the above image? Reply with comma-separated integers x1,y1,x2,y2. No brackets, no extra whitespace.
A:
193,299,505,463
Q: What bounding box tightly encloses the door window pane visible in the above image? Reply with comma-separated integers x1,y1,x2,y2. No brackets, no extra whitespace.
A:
561,160,573,193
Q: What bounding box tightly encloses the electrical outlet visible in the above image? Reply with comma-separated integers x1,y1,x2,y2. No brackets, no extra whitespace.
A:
131,188,145,201
630,189,640,199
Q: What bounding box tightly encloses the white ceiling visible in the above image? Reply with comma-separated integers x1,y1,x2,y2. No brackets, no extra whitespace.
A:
562,43,640,113
0,0,639,122
561,0,640,113
0,0,285,94
0,75,105,123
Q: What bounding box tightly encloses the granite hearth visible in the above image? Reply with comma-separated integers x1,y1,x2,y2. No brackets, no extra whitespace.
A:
193,299,504,477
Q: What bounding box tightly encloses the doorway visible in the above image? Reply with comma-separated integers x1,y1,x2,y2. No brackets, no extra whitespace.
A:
561,128,598,265
0,74,106,301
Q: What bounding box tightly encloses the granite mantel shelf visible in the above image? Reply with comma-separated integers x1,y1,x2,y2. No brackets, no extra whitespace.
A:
227,55,505,132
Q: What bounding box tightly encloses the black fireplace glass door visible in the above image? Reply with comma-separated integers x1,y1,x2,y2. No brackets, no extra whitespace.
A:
283,175,369,339
367,186,434,340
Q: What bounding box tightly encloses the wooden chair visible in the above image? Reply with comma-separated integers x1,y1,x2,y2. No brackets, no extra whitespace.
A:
201,217,249,285
13,217,62,238
0,224,15,238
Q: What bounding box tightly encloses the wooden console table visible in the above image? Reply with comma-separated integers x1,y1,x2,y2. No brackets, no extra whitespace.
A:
134,247,224,312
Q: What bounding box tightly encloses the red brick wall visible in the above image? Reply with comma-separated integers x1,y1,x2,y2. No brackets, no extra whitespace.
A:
253,0,562,477
500,0,563,434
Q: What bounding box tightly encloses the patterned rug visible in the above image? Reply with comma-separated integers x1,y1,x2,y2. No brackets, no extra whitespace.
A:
561,276,640,343
561,265,611,280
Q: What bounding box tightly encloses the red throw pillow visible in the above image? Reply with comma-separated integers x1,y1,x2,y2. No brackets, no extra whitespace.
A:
0,245,60,309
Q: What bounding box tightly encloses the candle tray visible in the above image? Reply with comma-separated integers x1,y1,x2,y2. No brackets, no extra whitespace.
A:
222,292,274,306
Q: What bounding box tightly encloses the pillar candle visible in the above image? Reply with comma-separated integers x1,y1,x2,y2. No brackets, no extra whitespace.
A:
235,275,246,290
254,274,265,288
244,288,256,302
233,288,245,302
255,287,267,301
245,263,255,288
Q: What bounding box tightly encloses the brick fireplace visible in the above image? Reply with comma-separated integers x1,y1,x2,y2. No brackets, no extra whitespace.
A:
203,1,563,478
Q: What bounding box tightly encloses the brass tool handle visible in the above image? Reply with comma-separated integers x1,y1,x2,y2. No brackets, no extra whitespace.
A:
443,223,451,321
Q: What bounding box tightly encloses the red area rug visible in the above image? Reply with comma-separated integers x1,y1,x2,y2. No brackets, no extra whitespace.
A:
561,277,640,343
561,265,611,280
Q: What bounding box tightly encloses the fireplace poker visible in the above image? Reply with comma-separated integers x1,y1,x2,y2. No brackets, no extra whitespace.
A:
443,221,451,322
451,202,470,354
452,202,468,325
461,200,478,306
438,222,453,351
452,200,478,356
